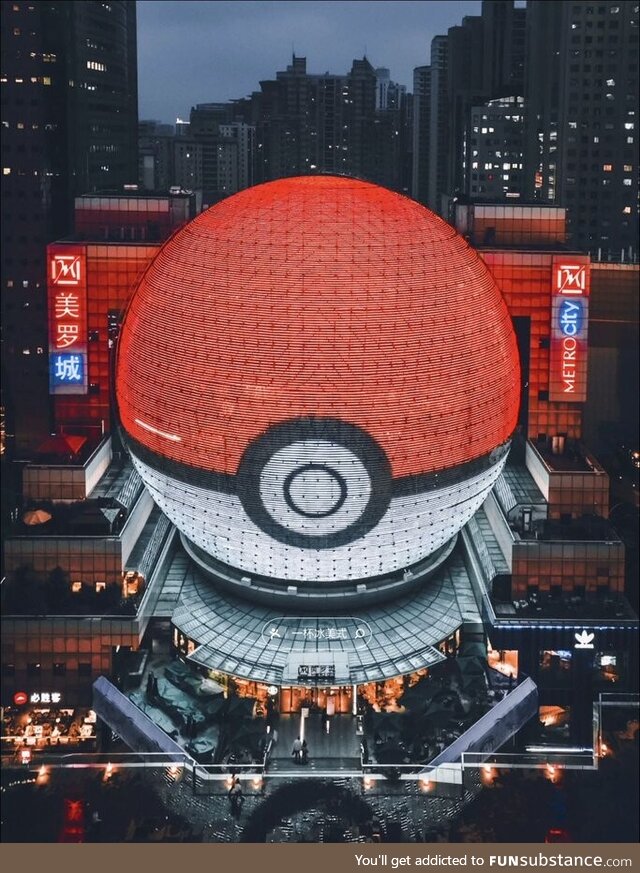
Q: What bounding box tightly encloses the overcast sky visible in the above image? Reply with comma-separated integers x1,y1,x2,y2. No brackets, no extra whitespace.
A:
136,0,483,124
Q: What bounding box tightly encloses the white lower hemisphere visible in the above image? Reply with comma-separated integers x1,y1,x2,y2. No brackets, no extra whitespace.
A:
129,452,508,583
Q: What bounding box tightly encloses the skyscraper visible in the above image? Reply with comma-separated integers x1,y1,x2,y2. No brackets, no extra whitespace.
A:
524,0,639,258
1,0,138,454
413,2,526,214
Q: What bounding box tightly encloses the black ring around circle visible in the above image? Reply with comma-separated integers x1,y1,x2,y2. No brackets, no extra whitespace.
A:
235,417,393,549
283,463,348,519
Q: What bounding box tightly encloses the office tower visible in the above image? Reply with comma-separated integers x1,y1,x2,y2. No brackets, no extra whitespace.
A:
524,0,639,258
1,0,138,454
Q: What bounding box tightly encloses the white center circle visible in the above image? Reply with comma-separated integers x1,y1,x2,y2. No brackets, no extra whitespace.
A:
259,440,372,535
285,465,346,517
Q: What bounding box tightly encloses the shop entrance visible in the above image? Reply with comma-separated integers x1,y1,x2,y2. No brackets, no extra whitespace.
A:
279,685,353,715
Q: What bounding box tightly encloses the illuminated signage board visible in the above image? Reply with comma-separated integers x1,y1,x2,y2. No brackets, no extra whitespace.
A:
48,246,88,395
297,665,336,682
12,690,62,705
574,630,595,650
549,258,590,403
29,691,62,704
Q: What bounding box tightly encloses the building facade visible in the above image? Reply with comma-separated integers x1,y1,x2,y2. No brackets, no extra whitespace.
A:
524,0,638,258
1,0,138,454
2,182,635,763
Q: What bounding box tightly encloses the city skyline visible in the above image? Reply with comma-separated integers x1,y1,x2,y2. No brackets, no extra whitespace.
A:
136,0,484,122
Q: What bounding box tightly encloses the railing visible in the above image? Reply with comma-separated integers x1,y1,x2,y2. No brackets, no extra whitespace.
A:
461,750,595,770
114,468,143,511
136,514,172,581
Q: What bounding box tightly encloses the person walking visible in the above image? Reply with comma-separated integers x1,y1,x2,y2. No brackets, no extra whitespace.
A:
291,736,302,763
228,777,243,816
301,738,309,765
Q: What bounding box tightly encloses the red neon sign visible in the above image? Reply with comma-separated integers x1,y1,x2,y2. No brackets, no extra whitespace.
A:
47,245,88,395
549,257,590,403
13,691,28,706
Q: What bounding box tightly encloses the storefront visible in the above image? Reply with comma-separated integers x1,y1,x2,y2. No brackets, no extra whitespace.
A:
487,621,639,743
2,697,98,755
173,626,461,718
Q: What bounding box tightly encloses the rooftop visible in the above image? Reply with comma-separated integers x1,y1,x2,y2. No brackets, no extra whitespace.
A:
494,593,637,623
532,439,605,475
160,539,482,686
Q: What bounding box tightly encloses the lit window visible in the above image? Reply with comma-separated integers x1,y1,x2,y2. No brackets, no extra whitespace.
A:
623,164,633,171
606,78,615,86
2,168,10,175
603,164,613,171
623,206,631,213
624,122,634,129
623,178,632,185
42,76,51,85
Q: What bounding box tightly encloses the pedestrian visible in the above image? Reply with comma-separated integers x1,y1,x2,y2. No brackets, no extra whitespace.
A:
291,736,302,763
91,809,102,840
301,738,309,764
228,777,243,815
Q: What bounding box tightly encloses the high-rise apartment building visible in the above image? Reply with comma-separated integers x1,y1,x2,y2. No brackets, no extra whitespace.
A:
413,2,526,214
254,56,411,193
1,0,138,454
411,65,431,205
468,96,525,200
138,120,174,191
524,0,639,258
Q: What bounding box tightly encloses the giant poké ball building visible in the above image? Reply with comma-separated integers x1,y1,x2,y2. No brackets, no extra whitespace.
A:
115,175,521,709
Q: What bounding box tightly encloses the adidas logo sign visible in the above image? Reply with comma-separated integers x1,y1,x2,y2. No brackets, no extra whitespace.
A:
574,630,595,649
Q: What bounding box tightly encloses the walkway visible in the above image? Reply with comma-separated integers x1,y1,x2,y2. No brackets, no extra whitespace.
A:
269,714,361,773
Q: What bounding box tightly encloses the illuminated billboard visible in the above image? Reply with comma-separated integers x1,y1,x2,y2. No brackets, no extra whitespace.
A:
549,257,590,403
116,176,520,590
48,246,88,395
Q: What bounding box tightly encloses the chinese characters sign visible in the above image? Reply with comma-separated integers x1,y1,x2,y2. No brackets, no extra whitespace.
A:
297,665,336,682
48,246,88,394
549,257,590,403
12,690,62,705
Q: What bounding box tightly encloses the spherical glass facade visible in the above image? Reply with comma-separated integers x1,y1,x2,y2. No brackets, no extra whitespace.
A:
116,175,520,587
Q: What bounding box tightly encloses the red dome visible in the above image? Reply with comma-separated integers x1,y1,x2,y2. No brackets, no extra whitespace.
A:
116,176,520,478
